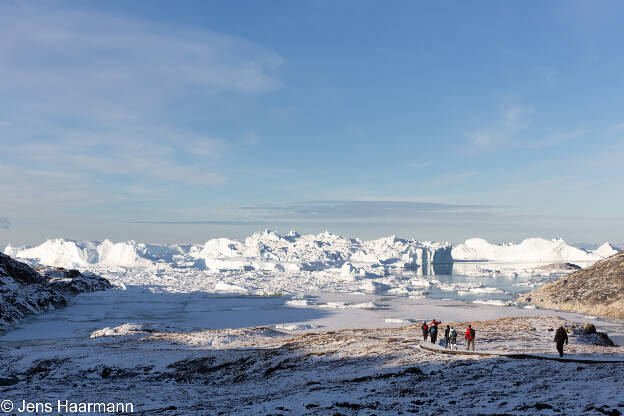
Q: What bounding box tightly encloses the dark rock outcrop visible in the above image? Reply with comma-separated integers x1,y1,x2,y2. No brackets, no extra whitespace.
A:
570,323,615,346
534,263,582,271
521,251,624,319
0,253,111,329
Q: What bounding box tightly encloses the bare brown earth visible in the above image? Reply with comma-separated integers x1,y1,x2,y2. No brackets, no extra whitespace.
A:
521,251,624,319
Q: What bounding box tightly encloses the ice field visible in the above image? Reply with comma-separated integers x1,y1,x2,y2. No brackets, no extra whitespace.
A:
2,231,622,344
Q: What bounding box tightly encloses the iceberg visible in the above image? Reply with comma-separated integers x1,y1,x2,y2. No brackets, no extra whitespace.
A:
4,238,154,268
591,242,621,259
452,237,608,262
3,231,452,276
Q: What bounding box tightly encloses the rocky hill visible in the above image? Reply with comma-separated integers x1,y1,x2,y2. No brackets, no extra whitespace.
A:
521,251,624,319
0,253,111,330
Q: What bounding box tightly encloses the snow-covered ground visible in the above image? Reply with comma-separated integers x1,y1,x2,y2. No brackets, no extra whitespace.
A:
1,316,623,415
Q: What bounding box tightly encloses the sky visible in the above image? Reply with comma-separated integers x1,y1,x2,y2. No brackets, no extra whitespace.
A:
1,0,623,246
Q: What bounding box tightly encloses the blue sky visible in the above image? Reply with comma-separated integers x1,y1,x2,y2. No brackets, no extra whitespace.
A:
1,0,623,246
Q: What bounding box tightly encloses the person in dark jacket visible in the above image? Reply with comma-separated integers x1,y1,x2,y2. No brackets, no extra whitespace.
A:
421,322,429,341
429,323,438,344
444,325,451,349
554,325,568,357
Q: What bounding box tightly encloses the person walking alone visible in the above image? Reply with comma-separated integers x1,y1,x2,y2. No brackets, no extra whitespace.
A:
465,325,475,351
554,325,568,357
421,321,429,341
444,325,451,349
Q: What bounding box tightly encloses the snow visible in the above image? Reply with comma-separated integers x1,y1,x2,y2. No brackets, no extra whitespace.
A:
384,317,412,323
452,237,611,262
285,299,310,307
274,323,322,331
89,323,150,338
2,315,623,415
214,282,248,294
317,301,385,309
471,299,512,307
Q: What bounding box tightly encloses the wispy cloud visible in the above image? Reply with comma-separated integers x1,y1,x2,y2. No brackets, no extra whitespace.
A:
238,200,492,219
524,129,588,149
130,200,500,228
466,107,587,151
606,123,624,134
428,172,476,187
131,220,263,226
0,217,11,230
0,3,282,216
406,161,431,169
466,107,531,150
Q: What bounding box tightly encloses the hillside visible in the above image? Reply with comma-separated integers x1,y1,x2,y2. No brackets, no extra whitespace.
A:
1,316,621,415
0,253,112,329
521,251,624,319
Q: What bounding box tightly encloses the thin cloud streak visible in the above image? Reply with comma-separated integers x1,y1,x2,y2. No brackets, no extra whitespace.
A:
428,172,476,187
466,107,588,152
0,217,11,230
146,200,497,223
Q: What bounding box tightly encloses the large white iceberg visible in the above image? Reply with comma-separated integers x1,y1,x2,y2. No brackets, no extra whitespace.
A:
189,230,452,273
590,242,621,259
4,238,168,268
452,237,609,262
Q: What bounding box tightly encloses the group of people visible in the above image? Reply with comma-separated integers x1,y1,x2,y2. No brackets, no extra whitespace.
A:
420,320,571,357
420,320,476,351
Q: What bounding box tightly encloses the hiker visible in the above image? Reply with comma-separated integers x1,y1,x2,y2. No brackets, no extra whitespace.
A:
429,323,438,344
421,321,429,341
449,327,458,350
444,325,451,349
465,325,475,351
430,319,441,327
554,325,568,357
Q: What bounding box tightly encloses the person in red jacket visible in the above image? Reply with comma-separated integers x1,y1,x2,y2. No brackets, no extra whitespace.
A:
465,325,475,351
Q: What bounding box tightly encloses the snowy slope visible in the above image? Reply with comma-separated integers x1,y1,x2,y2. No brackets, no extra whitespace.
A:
452,237,611,262
1,316,622,416
0,253,111,329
